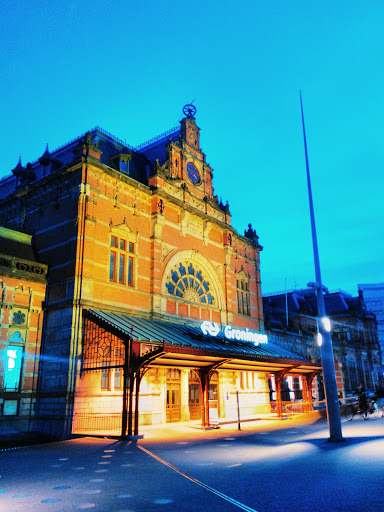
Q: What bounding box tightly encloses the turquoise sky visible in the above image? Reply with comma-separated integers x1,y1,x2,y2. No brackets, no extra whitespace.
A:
1,1,383,296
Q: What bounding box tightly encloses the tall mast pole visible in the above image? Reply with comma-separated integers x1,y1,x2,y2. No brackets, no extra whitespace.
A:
300,92,343,442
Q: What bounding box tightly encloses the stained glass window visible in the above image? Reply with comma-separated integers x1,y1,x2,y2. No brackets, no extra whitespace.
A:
165,262,215,304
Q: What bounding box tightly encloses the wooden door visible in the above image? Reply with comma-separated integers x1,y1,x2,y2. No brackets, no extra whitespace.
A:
189,370,201,420
166,369,181,422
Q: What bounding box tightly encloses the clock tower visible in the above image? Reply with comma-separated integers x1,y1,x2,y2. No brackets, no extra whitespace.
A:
177,104,213,197
147,105,230,223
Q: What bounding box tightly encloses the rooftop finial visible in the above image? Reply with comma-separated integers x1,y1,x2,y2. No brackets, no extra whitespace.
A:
12,157,26,176
183,104,196,119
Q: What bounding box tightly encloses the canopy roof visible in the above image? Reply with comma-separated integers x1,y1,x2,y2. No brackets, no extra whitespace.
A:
84,309,321,376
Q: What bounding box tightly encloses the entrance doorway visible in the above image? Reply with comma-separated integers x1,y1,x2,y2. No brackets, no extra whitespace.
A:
189,370,201,420
209,371,218,400
208,371,219,425
166,369,181,422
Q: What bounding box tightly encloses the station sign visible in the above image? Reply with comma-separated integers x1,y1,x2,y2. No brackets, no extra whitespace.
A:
200,321,268,346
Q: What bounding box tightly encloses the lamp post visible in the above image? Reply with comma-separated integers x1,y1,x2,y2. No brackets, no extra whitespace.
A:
300,92,343,442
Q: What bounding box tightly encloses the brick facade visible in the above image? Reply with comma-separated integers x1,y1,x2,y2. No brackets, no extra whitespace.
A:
0,113,275,438
0,227,47,439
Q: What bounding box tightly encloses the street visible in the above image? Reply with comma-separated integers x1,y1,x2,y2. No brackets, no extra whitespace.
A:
1,416,384,511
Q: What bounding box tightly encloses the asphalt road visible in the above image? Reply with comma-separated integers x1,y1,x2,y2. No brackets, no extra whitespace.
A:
1,417,384,512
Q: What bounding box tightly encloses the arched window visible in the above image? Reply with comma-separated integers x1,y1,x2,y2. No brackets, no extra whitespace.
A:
165,261,215,304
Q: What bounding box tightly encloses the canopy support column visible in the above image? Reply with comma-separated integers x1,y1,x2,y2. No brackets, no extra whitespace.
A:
273,366,299,419
198,370,210,427
301,375,311,412
305,370,320,412
198,359,232,428
127,370,134,437
275,375,283,418
134,371,142,436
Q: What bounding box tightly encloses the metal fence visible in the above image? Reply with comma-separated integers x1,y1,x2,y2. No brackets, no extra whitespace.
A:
72,413,122,433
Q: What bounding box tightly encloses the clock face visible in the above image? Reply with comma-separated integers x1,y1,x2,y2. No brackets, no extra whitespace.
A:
186,162,200,184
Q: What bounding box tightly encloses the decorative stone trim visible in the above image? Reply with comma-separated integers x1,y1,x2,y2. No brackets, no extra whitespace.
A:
0,254,47,282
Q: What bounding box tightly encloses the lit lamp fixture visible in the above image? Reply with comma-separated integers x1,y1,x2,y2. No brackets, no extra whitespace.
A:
317,317,331,345
321,316,331,332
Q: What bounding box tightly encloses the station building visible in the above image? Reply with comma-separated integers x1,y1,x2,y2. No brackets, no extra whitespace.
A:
0,107,320,439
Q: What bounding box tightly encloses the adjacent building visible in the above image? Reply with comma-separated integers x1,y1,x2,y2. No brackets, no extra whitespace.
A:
358,284,384,372
0,227,47,439
263,288,382,398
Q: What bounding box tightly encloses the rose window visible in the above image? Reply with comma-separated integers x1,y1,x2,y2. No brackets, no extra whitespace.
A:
165,262,215,304
13,310,26,325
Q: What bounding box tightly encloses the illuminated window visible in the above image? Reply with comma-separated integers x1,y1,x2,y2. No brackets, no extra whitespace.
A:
189,384,199,405
209,373,218,400
236,278,250,316
240,371,254,390
165,261,215,304
114,368,122,390
240,371,245,390
269,376,276,401
109,235,135,286
4,345,23,391
208,384,217,400
101,368,110,390
3,400,18,415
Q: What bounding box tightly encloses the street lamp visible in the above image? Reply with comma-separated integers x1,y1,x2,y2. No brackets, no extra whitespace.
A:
300,92,343,442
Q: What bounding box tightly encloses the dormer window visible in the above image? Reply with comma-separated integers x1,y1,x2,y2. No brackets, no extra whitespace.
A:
109,152,131,174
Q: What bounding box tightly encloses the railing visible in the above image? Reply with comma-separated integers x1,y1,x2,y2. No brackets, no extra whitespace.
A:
268,400,326,417
269,397,359,418
285,400,326,415
134,126,180,151
72,411,154,434
72,413,122,433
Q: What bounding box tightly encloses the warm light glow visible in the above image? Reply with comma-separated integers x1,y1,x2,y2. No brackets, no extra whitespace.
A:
7,349,17,369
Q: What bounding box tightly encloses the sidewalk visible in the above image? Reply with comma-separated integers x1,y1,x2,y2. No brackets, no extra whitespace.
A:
1,411,326,451
135,410,325,442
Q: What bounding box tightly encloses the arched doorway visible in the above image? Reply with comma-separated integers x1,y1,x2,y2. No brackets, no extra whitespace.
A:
166,369,181,422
